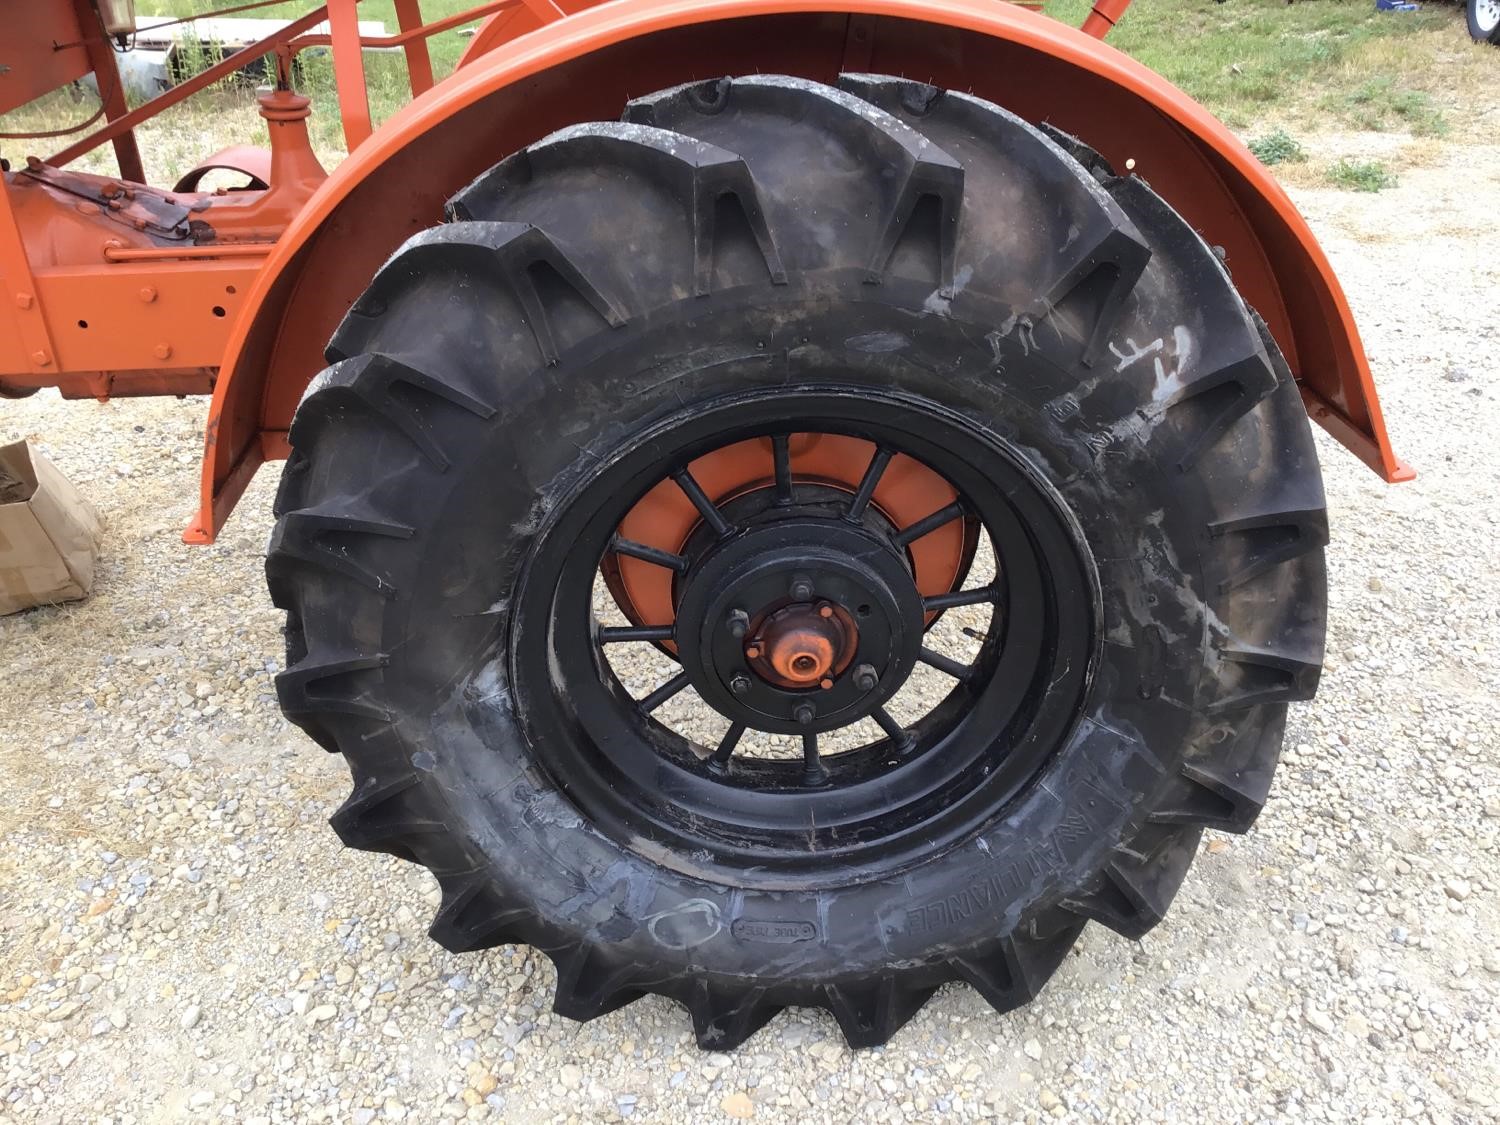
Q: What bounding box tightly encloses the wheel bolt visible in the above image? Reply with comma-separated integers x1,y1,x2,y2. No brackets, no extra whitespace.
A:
730,673,753,696
726,608,750,638
789,573,814,601
793,702,816,725
853,663,879,692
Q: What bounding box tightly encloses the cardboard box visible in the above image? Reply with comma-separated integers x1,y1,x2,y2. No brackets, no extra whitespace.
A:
0,440,103,616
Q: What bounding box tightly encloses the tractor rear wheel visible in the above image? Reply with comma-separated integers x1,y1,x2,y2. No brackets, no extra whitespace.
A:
267,75,1327,1049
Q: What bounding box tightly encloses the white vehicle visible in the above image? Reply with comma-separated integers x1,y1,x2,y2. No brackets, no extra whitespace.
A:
1470,0,1500,43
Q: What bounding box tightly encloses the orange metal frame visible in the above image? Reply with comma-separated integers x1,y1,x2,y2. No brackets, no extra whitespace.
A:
0,0,1411,550
0,1,506,399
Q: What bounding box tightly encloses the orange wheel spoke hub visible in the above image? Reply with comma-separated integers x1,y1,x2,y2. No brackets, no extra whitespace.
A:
603,433,976,646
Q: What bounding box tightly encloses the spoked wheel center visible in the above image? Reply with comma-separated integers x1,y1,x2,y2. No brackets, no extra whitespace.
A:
512,388,1096,877
676,513,924,749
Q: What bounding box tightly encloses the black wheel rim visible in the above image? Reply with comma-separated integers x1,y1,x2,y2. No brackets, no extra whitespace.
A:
509,386,1097,884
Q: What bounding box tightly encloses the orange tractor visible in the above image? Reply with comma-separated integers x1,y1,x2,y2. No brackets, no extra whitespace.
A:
3,0,1409,1048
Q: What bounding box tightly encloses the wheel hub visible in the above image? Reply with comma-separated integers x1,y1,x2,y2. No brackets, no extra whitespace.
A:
674,516,923,736
748,599,854,689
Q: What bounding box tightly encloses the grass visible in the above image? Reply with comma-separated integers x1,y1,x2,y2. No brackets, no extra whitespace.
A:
0,0,1494,185
1326,157,1398,191
1321,76,1448,136
1044,0,1488,136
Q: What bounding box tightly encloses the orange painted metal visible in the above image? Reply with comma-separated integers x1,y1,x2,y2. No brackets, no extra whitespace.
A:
249,90,332,211
101,243,274,263
0,4,141,179
173,146,276,193
330,0,375,151
2,1,484,413
1081,0,1135,39
29,262,258,373
609,436,967,641
2,78,325,399
455,2,551,61
522,0,569,20
0,170,263,391
455,0,640,62
394,0,438,96
0,176,60,380
0,172,261,395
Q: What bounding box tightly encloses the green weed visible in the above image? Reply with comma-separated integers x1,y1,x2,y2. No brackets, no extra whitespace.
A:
1326,158,1397,192
1248,128,1306,165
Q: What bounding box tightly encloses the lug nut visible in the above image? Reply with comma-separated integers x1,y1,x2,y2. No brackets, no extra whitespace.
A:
793,702,816,725
789,573,814,601
852,663,879,692
726,608,750,638
730,673,753,696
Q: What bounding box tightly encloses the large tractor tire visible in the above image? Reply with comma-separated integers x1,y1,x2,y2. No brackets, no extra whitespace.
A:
267,75,1326,1049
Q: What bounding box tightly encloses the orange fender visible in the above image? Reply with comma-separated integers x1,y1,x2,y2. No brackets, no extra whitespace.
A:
187,0,1410,545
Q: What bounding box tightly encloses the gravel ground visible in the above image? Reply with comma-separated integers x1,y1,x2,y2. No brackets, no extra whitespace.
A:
2,138,1498,1124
